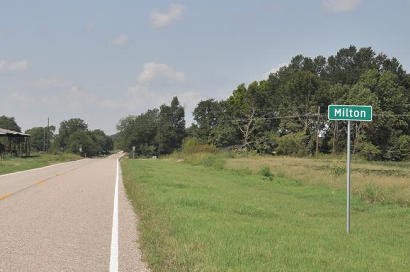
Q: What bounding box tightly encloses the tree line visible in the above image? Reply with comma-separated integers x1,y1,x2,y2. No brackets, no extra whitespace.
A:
115,97,185,156
0,116,113,157
2,46,409,160
116,46,409,161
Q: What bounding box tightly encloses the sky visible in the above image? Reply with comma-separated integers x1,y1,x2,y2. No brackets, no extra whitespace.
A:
1,0,409,135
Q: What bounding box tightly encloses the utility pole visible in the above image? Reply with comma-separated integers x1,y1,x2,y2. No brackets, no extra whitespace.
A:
43,124,46,152
43,117,50,152
316,106,320,156
346,120,351,233
46,117,49,152
158,119,161,157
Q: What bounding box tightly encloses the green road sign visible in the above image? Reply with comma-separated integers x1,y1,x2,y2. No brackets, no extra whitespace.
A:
328,105,372,121
328,104,373,233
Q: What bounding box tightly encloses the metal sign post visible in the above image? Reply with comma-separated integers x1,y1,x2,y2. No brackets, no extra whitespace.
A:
346,120,351,233
328,105,372,234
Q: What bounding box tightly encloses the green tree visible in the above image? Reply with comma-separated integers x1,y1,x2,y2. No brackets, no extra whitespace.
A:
352,70,409,160
0,115,21,132
67,130,99,156
226,81,272,150
90,129,113,155
55,118,88,150
116,109,159,156
208,100,242,148
25,126,56,152
193,99,223,144
157,97,185,154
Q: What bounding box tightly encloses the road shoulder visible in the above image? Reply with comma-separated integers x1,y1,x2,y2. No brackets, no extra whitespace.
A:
118,161,150,272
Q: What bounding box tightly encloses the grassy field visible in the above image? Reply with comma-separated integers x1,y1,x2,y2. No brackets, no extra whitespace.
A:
224,155,410,207
169,152,410,207
0,153,82,175
122,158,410,272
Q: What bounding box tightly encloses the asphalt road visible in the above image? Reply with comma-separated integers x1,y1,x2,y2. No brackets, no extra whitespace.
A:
0,154,149,272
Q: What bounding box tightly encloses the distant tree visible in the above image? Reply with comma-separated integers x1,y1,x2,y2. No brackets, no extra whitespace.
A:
348,70,409,160
116,109,159,156
55,118,88,150
226,81,274,150
0,115,21,132
25,126,56,152
117,46,410,160
157,97,185,154
67,130,99,156
185,124,200,139
51,118,113,156
90,129,113,155
193,99,223,144
209,100,242,148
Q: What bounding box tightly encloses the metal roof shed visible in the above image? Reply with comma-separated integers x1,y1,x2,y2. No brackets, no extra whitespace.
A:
0,128,31,158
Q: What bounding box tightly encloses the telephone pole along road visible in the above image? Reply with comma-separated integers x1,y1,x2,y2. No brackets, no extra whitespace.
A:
0,153,149,272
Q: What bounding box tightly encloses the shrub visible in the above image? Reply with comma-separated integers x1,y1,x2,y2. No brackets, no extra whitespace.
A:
182,137,218,154
359,183,386,204
275,133,306,156
330,160,345,176
388,135,410,161
356,142,381,160
259,166,274,180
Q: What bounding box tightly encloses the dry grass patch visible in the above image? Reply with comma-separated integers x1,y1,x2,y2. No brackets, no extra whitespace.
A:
225,156,410,206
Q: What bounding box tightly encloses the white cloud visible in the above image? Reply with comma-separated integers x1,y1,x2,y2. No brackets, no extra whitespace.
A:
137,62,185,85
0,59,28,72
0,60,6,72
110,34,129,46
33,78,66,88
86,22,95,32
323,0,361,12
8,60,28,71
4,61,201,133
9,86,116,111
122,61,200,118
66,86,99,110
151,3,185,28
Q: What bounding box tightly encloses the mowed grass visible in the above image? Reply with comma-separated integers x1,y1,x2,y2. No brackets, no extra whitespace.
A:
0,153,81,175
122,159,410,272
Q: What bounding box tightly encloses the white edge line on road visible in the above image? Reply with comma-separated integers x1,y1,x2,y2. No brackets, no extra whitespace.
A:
109,159,119,272
0,159,86,178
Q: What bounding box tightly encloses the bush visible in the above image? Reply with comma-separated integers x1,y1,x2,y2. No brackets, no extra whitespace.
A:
182,137,218,154
388,135,410,161
275,133,306,156
356,142,381,160
359,183,386,204
258,166,274,180
330,160,345,176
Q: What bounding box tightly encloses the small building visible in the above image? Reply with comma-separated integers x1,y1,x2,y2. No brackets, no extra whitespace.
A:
0,128,31,158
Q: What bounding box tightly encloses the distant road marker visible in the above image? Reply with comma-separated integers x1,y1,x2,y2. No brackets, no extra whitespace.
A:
35,180,46,186
0,193,11,200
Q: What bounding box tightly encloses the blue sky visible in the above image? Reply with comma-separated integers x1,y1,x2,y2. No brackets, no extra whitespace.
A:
1,0,409,134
